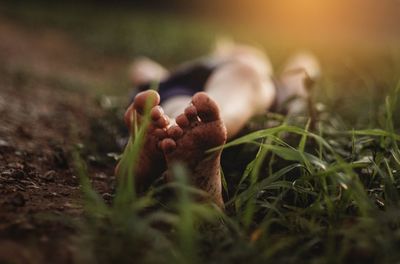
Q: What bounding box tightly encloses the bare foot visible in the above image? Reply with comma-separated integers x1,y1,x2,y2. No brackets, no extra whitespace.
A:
160,92,227,208
276,52,320,114
116,90,169,192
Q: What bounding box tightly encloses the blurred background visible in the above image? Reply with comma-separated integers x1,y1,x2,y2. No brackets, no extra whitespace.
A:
1,0,400,126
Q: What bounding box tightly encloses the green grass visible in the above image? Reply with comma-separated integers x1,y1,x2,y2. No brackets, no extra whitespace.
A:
73,81,400,263
74,93,224,264
0,1,218,65
4,2,400,263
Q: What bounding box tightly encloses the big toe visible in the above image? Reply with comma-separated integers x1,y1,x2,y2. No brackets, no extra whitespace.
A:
134,90,160,115
125,90,161,129
191,92,220,122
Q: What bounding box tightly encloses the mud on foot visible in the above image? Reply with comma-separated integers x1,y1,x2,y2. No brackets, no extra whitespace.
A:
116,90,169,192
160,92,227,208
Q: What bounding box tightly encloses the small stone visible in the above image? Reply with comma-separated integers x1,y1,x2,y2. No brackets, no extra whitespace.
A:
15,184,26,191
60,190,70,196
9,162,24,170
0,139,10,148
1,170,13,178
40,170,56,181
102,193,113,201
95,172,107,180
63,202,80,209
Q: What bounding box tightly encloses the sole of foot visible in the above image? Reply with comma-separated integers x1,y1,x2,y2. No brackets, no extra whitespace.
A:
160,92,227,209
116,90,170,192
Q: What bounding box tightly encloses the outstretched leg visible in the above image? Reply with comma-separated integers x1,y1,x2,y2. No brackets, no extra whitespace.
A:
204,61,276,139
160,92,227,208
116,90,170,192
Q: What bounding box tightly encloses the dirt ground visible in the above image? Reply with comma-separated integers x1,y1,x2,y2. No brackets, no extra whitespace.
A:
0,17,125,264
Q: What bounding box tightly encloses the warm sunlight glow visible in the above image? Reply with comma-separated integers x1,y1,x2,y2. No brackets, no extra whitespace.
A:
221,0,400,46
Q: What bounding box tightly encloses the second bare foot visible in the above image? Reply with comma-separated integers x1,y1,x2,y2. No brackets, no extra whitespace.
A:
160,92,227,208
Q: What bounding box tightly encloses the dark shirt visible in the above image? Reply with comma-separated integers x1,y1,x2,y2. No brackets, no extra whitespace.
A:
135,60,218,103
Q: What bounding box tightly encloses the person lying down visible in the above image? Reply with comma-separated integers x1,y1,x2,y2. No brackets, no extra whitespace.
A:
116,39,320,209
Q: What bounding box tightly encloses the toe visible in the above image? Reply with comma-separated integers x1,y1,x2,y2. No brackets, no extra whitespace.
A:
134,90,160,115
184,105,199,123
154,115,170,128
167,125,183,140
176,113,190,128
154,128,168,139
160,138,176,154
150,105,164,121
124,103,136,129
151,105,170,128
191,92,220,122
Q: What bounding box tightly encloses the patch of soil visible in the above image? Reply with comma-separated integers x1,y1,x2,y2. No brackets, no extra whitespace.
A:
0,17,121,264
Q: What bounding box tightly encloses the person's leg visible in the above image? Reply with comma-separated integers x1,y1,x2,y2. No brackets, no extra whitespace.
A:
156,52,320,209
120,50,319,208
154,57,275,208
204,61,276,138
121,50,275,206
